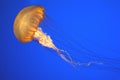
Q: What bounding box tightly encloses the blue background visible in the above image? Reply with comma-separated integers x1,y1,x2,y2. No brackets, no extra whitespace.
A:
0,0,120,80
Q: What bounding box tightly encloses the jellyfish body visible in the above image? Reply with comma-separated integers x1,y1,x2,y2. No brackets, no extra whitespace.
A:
14,6,44,43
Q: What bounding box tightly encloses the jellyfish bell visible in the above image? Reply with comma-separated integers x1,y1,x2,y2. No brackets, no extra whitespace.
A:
14,6,44,43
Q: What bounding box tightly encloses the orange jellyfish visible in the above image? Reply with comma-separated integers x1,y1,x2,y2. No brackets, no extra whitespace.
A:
14,5,101,66
14,5,75,65
14,5,120,71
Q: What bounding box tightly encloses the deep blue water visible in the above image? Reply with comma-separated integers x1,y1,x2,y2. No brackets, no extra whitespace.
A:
0,0,120,80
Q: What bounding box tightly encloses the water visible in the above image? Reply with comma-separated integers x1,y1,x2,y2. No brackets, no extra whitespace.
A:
0,0,120,80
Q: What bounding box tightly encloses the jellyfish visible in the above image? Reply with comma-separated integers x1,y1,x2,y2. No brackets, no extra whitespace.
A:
14,5,76,65
14,5,120,71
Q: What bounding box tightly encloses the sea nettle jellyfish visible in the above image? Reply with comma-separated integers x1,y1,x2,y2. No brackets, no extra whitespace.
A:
14,5,120,71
